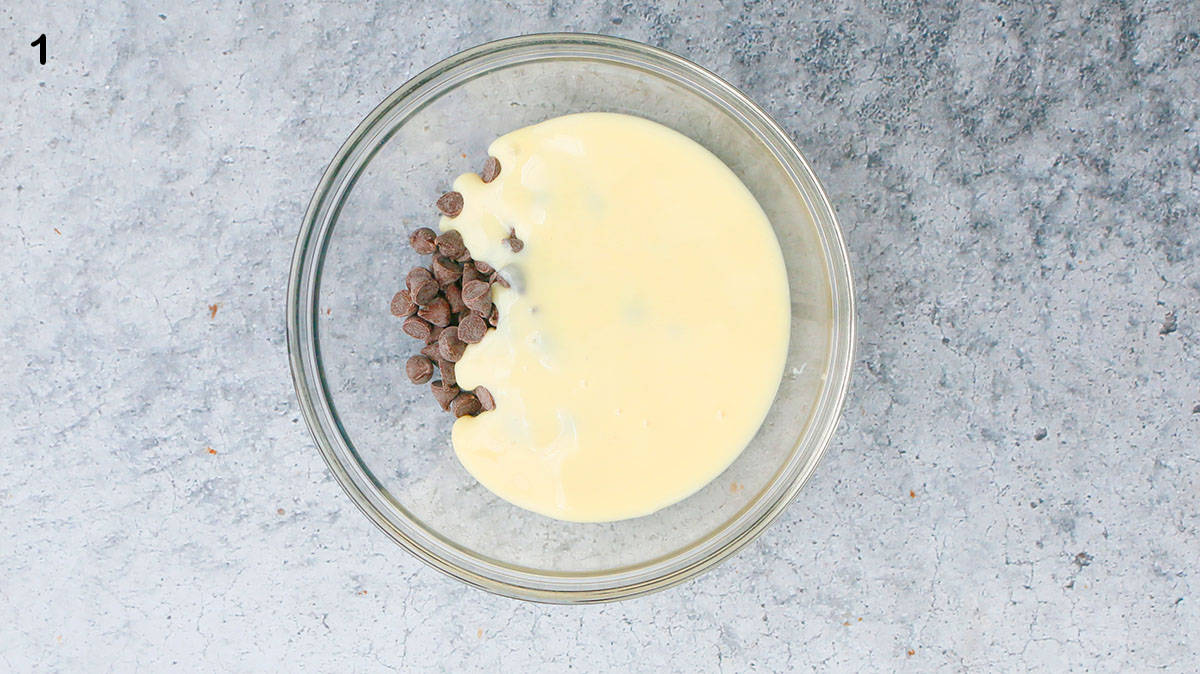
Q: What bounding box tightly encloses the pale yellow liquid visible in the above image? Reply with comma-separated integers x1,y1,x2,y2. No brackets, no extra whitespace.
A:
440,113,789,522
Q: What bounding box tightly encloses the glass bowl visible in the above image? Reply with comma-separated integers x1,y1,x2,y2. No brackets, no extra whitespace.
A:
287,34,855,603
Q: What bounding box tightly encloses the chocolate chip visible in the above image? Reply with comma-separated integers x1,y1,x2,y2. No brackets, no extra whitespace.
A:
503,229,524,253
473,260,494,275
390,290,416,317
438,359,456,386
480,156,501,183
401,315,431,341
438,326,466,362
420,341,441,360
488,305,499,327
469,294,493,316
437,191,463,218
430,380,459,411
406,266,433,287
409,227,437,255
406,355,435,384
417,296,452,327
450,391,482,418
426,325,443,343
474,386,495,411
415,281,440,306
435,229,467,259
443,281,466,314
406,267,439,305
461,263,485,286
461,279,492,315
490,271,509,289
432,255,463,285
458,312,488,343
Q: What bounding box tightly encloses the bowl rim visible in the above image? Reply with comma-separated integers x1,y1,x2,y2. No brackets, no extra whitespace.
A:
287,32,856,603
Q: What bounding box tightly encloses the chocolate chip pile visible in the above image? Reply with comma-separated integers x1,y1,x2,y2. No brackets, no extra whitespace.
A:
390,157,517,418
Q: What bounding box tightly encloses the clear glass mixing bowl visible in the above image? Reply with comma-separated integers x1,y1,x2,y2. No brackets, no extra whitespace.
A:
287,34,855,602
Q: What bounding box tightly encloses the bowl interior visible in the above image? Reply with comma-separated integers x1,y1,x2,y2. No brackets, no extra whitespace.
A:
302,37,846,593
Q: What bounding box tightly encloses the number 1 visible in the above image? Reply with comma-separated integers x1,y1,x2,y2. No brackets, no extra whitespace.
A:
31,34,46,65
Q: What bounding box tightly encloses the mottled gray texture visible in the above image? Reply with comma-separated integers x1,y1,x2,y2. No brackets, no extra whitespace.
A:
1,1,1197,671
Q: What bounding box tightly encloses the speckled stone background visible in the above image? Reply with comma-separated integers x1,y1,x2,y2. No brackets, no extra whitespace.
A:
2,1,1197,671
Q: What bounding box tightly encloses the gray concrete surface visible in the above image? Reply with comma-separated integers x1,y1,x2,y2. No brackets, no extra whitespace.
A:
2,1,1197,671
